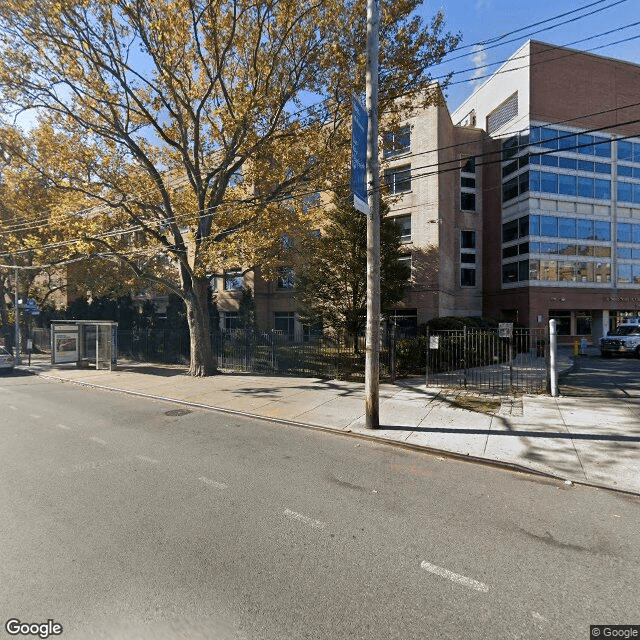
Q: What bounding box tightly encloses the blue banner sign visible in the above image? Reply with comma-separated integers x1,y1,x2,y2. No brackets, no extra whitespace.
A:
351,97,369,214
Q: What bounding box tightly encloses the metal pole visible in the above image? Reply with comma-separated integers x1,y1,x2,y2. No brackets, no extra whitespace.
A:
14,267,21,365
364,0,380,429
549,319,558,397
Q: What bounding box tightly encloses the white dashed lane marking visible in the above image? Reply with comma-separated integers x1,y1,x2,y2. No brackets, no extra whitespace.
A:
56,424,71,430
198,476,228,490
420,561,490,593
283,509,326,530
89,437,107,446
29,414,43,419
8,405,17,411
135,455,159,464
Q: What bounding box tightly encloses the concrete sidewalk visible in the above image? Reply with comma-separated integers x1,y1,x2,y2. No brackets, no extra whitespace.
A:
20,352,640,495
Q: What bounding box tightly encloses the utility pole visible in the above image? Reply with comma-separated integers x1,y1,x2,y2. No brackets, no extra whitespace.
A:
14,267,21,365
364,0,380,429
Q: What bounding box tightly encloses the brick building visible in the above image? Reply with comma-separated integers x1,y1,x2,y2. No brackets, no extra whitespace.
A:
453,40,640,343
216,41,640,344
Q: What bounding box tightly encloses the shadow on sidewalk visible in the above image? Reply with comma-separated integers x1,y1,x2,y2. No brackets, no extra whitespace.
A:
116,364,189,377
378,424,640,442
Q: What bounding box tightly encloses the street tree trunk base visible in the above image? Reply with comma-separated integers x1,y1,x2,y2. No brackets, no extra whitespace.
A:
184,279,217,377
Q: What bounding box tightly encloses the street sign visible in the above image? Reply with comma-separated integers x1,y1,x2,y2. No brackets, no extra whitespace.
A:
19,298,40,313
498,322,513,338
351,96,369,214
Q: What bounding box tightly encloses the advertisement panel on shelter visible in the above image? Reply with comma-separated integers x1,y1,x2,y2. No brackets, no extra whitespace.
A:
53,331,78,363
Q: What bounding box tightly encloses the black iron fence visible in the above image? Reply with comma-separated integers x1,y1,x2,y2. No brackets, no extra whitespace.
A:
33,324,549,391
425,327,548,392
116,328,390,380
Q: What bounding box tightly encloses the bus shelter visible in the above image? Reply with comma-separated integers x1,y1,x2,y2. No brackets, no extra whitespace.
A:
51,321,118,370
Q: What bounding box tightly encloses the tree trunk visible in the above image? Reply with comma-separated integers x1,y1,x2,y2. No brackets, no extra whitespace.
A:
184,277,217,376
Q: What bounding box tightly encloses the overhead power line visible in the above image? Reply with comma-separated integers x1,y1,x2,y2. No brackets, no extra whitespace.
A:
4,88,640,242
4,120,640,261
430,0,630,64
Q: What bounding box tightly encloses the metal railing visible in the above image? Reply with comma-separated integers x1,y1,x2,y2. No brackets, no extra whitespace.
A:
115,328,390,380
426,327,548,392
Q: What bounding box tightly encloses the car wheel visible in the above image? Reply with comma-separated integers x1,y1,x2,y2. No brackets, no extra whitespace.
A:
601,351,611,358
635,346,640,359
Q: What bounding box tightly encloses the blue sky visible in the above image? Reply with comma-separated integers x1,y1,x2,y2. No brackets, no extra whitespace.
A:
417,0,640,112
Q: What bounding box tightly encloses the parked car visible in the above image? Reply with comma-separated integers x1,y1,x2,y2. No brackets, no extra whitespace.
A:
0,346,15,373
600,323,640,358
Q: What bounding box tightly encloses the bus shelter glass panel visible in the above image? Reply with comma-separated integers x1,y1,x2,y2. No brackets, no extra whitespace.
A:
96,324,114,370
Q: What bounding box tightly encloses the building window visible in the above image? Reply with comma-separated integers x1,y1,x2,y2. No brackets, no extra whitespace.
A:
388,309,418,338
224,269,243,291
398,254,412,280
274,312,295,338
502,172,529,202
224,311,240,330
549,310,571,335
460,230,476,287
487,92,518,134
383,126,411,158
460,156,476,212
502,262,518,284
277,267,295,290
384,164,411,194
394,215,411,242
531,126,611,158
302,322,323,343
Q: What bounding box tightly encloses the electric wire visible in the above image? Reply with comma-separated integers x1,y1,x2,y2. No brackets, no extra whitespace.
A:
4,90,640,242
3,18,639,237
4,122,640,261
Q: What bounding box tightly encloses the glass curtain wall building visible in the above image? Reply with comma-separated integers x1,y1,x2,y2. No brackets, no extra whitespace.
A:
452,40,640,342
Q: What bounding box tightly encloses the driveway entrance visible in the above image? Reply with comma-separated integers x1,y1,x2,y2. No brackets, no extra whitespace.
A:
559,349,640,398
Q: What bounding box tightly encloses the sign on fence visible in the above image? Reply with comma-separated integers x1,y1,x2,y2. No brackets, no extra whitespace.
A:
429,335,440,349
498,322,513,338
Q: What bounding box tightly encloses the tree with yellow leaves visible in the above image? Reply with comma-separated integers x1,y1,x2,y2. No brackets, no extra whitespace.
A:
0,0,460,375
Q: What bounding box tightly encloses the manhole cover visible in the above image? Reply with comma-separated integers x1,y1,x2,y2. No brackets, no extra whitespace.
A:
164,408,192,417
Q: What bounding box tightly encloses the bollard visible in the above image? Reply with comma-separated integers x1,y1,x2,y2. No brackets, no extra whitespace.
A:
549,319,558,397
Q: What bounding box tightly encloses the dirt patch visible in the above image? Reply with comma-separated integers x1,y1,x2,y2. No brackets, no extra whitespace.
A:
450,396,501,414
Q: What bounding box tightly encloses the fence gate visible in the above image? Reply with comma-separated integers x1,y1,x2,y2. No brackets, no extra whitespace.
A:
426,327,548,393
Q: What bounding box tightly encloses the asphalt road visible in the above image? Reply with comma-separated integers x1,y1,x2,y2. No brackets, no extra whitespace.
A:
1,374,639,640
559,352,640,397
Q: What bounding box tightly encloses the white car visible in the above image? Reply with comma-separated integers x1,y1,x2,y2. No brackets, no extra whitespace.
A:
0,346,15,373
600,324,640,358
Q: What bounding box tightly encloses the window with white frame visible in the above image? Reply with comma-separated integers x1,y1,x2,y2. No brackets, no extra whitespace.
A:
274,312,295,338
394,215,411,242
460,230,477,287
224,269,243,291
398,253,412,280
383,125,411,158
384,164,411,194
460,156,476,211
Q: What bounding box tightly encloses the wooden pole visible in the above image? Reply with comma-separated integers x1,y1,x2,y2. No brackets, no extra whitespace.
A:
364,0,380,429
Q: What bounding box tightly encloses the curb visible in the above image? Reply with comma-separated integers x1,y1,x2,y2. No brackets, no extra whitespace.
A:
28,368,640,499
